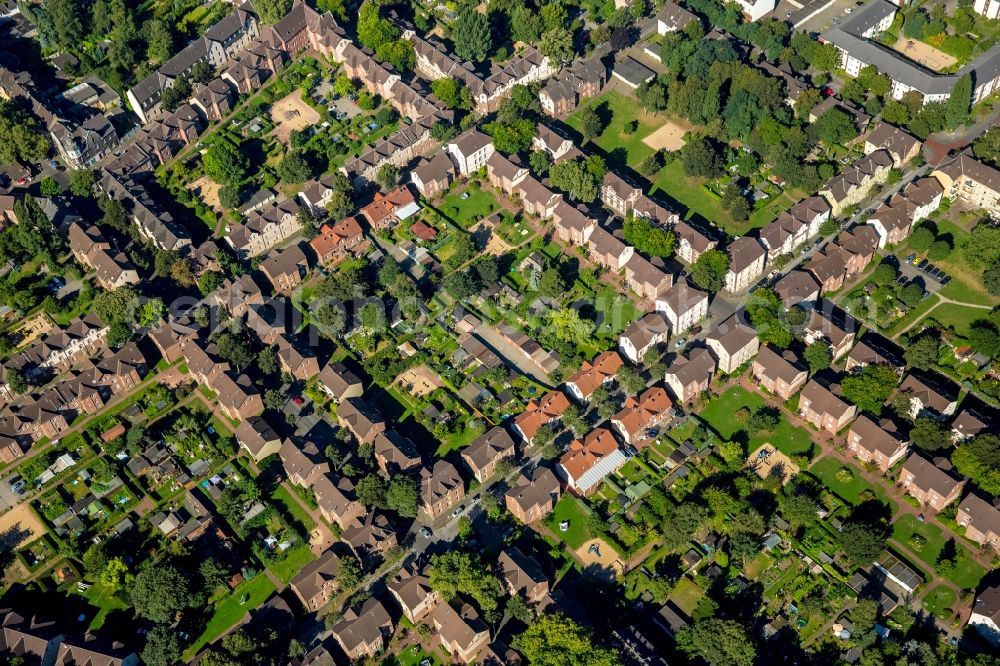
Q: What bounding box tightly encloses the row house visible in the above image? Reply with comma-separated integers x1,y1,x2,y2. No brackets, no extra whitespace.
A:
846,332,905,373
798,380,856,433
373,429,422,475
340,508,398,566
805,246,849,294
460,426,516,483
866,177,943,247
655,1,700,33
619,312,671,363
931,153,1000,219
539,58,606,117
389,564,440,624
533,124,577,162
130,104,204,166
499,547,550,603
314,473,366,529
956,493,1000,551
210,274,266,319
863,122,922,168
126,4,258,122
190,77,235,121
952,407,991,442
601,172,643,218
337,397,387,444
664,348,716,404
227,197,302,258
275,334,320,381
420,460,465,520
970,585,1000,647
486,152,529,193
899,453,964,512
611,386,674,445
298,173,340,215
674,220,717,264
758,196,830,261
655,279,708,335
566,351,623,403
724,236,766,293
290,549,340,611
847,415,909,473
834,224,880,275
49,114,120,170
505,466,561,524
99,171,191,253
341,113,442,185
331,598,393,662
514,176,562,218
178,337,263,421
511,391,569,446
432,602,490,664
4,314,107,383
706,315,759,375
552,200,597,246
446,129,495,176
68,222,139,290
316,362,364,404
752,345,808,400
309,215,366,267
558,428,627,495
819,150,894,217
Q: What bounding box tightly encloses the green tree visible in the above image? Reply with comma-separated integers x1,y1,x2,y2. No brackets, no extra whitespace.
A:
970,320,1000,358
143,18,173,63
813,107,856,145
839,520,888,564
746,288,792,348
375,39,415,72
141,626,182,666
538,267,566,297
452,7,492,62
339,555,363,589
904,334,939,370
927,239,952,261
549,159,599,203
333,74,356,98
945,73,972,129
39,176,61,196
483,118,535,153
546,307,596,346
910,417,951,452
511,5,541,44
42,0,85,49
376,164,400,191
529,150,552,177
623,217,675,257
690,250,729,293
257,346,279,376
93,285,140,324
255,0,293,24
355,474,388,508
681,137,724,178
357,1,399,50
580,106,605,144
430,78,471,110
841,364,899,414
6,368,27,395
617,366,646,396
676,618,756,666
386,476,419,517
0,99,49,164
513,613,619,666
317,0,347,20
803,341,832,373
129,564,197,623
974,127,1000,166
909,225,935,252
68,169,95,197
430,551,504,614
871,262,897,286
219,186,240,209
277,151,312,183
203,138,248,187
214,332,254,371
952,434,1000,496
985,262,1000,296
539,27,574,62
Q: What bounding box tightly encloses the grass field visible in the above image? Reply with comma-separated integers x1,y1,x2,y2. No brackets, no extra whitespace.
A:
565,91,659,168
926,303,990,338
440,186,500,228
700,386,814,456
650,161,730,228
892,514,986,590
269,543,316,584
272,486,316,533
545,496,594,550
809,457,896,511
186,573,277,658
885,293,940,337
922,584,957,620
668,577,704,615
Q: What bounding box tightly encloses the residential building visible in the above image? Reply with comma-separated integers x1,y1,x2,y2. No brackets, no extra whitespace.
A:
867,177,943,248
655,1,699,33
432,602,490,664
557,427,627,495
674,220,717,264
846,415,908,473
752,346,808,400
511,390,570,444
343,512,398,567
388,564,440,624
330,598,393,661
260,242,311,294
969,584,1000,646
68,222,140,290
587,226,634,272
420,460,465,520
313,474,366,529
619,312,671,363
309,216,365,267
612,57,656,89
734,0,776,21
819,150,894,217
411,152,455,198
611,386,674,445
290,549,340,611
932,153,1000,218
864,123,921,167
623,254,673,301
976,0,1000,19
899,372,959,420
234,416,282,461
373,430,421,475
446,129,495,176
804,303,860,360
664,348,716,404
359,184,420,229
956,493,1000,551
499,547,549,603
316,362,363,403
655,280,709,335
539,58,606,117
724,236,766,292
798,380,856,433
461,426,516,483
227,197,302,258
705,315,759,374
337,397,386,444
952,408,991,442
565,351,623,403
898,453,964,511
505,466,561,524
846,333,904,373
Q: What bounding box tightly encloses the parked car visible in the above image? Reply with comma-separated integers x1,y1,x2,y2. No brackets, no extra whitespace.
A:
419,527,432,539
905,253,916,263
940,275,952,285
915,258,928,269
923,263,937,273
896,275,907,286
451,505,465,518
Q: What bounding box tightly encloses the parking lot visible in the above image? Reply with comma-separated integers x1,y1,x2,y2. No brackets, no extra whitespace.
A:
894,252,951,295
794,0,863,34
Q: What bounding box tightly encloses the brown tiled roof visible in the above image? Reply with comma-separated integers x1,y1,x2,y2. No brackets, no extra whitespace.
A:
801,380,852,419
774,270,819,306
900,372,958,413
567,351,623,398
505,466,560,516
657,279,708,317
902,453,962,498
707,315,757,356
665,347,716,387
727,236,765,274
850,415,906,456
866,122,920,161
754,345,806,384
620,312,671,352
462,426,515,473
959,493,1000,539
420,460,463,507
612,386,673,437
559,428,619,482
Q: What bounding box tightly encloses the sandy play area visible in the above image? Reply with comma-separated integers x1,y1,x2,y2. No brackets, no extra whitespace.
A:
270,92,321,144
395,365,444,398
0,504,46,549
643,116,693,151
747,444,799,485
186,175,224,213
575,537,625,576
893,38,957,71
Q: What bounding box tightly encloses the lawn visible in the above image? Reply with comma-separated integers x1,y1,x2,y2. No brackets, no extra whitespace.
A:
700,386,814,456
667,576,704,616
271,485,316,532
77,581,128,631
565,90,659,168
544,496,594,550
269,542,316,584
435,425,482,457
440,186,501,228
809,457,896,511
616,458,655,485
884,293,940,337
743,552,774,581
892,514,986,590
395,646,444,666
922,584,957,620
926,219,1000,306
926,303,990,338
650,161,731,230
185,573,277,658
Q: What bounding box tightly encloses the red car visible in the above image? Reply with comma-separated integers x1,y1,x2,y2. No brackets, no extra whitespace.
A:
292,396,304,406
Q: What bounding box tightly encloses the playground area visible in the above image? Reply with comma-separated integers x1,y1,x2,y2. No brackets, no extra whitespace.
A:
395,365,445,398
186,176,224,214
269,91,321,144
747,444,799,485
0,504,46,549
892,38,957,71
642,116,693,152
575,537,625,577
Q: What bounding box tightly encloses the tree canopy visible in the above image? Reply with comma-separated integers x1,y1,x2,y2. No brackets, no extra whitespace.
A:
512,613,620,666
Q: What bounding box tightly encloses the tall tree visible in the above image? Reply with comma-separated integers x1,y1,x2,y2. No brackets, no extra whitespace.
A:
42,0,85,50
690,250,730,293
0,100,49,165
255,0,293,25
945,73,972,129
513,613,619,666
676,618,756,666
357,1,399,50
452,8,492,62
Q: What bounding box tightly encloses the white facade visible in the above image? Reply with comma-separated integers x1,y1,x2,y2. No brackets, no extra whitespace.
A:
975,0,1000,20
734,0,776,22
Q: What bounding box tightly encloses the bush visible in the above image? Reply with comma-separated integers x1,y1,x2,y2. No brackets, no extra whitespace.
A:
835,467,854,483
